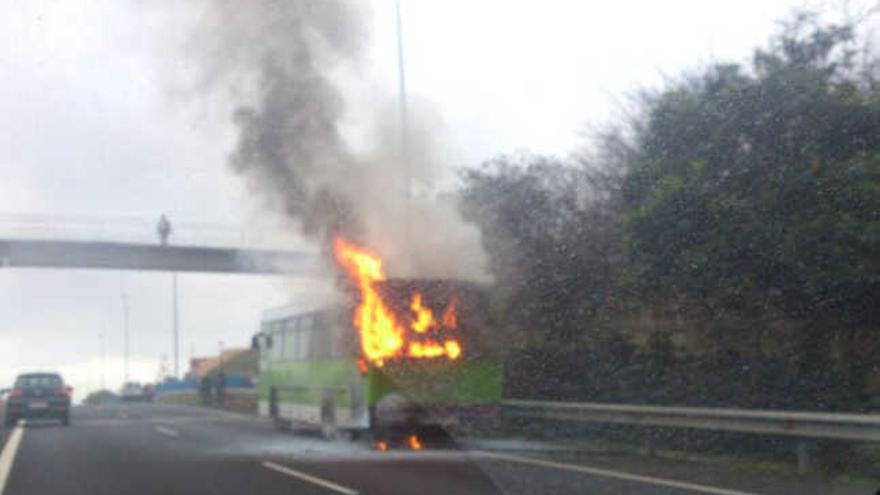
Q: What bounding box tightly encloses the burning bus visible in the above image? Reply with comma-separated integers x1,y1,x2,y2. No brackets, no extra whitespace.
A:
252,237,502,439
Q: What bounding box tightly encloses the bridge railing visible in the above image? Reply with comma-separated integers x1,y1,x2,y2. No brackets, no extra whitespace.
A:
0,213,300,250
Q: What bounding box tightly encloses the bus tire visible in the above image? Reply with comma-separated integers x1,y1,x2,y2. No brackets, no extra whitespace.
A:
320,397,337,440
269,387,279,419
274,417,291,432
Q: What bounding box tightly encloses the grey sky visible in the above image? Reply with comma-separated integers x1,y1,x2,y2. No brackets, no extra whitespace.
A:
0,0,849,399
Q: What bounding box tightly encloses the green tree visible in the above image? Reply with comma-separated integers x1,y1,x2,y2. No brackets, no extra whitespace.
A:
620,15,880,326
459,154,624,345
458,13,879,409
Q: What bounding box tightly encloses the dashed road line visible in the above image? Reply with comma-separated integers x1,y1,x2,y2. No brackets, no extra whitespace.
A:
476,451,763,495
153,425,180,438
262,461,358,495
0,421,26,495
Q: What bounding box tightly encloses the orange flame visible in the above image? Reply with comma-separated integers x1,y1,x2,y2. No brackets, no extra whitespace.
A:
442,298,458,328
408,341,446,358
445,340,462,359
407,434,423,450
410,293,437,333
333,236,463,366
356,357,369,375
333,237,405,366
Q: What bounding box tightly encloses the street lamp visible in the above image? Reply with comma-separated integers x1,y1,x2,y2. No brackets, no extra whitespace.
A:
122,294,129,384
99,330,106,391
157,214,179,379
394,0,411,247
172,273,179,378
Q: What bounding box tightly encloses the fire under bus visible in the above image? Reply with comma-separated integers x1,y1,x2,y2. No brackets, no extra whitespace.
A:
252,240,502,440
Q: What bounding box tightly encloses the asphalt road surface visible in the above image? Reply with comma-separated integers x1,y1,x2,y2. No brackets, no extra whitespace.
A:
0,403,874,495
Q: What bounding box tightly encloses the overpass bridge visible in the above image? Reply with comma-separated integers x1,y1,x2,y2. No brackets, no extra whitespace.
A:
0,213,323,274
0,214,324,381
0,239,321,274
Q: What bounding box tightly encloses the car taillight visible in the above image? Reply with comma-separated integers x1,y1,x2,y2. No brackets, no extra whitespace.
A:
9,388,23,398
54,388,70,397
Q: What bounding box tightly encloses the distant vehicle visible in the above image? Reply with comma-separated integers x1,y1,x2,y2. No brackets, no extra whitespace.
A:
5,372,72,427
119,382,148,402
253,279,502,440
83,390,119,406
142,383,156,402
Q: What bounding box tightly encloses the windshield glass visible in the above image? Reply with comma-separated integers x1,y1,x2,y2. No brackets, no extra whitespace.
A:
14,375,63,388
0,1,878,494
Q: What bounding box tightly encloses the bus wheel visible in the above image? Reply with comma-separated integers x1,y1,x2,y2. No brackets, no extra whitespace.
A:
273,416,289,432
320,423,338,440
320,399,337,440
269,387,279,419
333,429,354,442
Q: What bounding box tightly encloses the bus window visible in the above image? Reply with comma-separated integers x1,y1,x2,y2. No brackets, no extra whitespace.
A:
284,318,298,360
310,314,330,359
332,319,357,359
260,335,271,363
272,325,283,361
300,329,311,360
297,315,313,360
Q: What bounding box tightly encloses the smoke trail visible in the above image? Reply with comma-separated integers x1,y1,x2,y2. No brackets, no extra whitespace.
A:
189,0,487,280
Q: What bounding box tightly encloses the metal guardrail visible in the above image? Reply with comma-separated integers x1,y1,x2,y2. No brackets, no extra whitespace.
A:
503,399,880,442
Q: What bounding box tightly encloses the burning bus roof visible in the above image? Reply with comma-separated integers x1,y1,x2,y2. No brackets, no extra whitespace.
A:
261,278,487,318
333,236,489,366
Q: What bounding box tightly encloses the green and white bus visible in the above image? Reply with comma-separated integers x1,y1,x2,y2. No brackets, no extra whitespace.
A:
252,280,503,438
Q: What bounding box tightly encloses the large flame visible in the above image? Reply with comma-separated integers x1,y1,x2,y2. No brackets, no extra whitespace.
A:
333,236,462,367
442,297,457,328
410,293,437,333
333,237,405,366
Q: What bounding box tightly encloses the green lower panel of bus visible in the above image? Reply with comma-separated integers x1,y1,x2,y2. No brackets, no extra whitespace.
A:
365,360,503,406
259,359,358,406
258,358,503,407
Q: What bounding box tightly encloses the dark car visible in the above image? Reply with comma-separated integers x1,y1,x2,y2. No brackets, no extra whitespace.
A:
5,372,72,427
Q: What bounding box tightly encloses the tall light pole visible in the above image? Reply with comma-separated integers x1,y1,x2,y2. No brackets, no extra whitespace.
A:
394,0,411,246
99,330,106,391
394,0,408,144
122,294,129,384
157,214,179,378
172,273,179,378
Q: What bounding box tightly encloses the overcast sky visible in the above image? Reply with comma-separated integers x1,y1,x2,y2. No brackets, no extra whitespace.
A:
0,0,852,400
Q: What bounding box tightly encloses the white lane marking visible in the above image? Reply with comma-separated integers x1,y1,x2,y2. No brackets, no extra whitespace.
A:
262,461,358,495
153,426,179,438
476,451,763,495
0,421,26,494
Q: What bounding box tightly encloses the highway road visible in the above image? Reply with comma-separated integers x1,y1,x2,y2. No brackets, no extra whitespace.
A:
0,403,873,495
